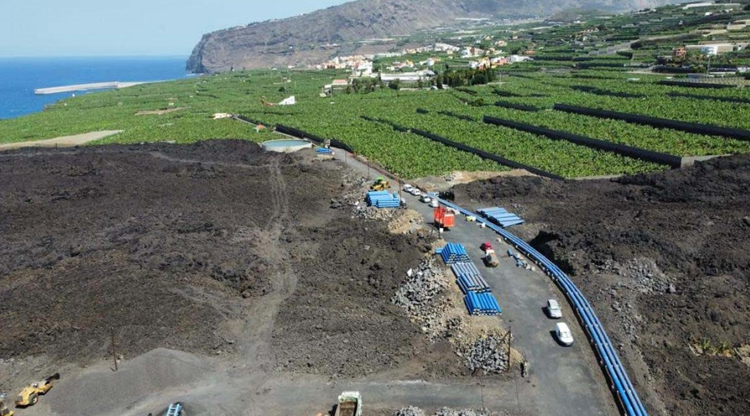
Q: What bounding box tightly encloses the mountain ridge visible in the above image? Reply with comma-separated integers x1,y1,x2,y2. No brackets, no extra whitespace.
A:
187,0,685,73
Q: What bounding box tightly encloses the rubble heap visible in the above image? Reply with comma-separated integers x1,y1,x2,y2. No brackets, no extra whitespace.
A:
394,406,427,416
391,258,458,339
464,335,509,374
395,407,514,416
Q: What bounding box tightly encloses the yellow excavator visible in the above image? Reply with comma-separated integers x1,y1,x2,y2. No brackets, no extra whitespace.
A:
0,393,14,416
370,176,390,191
14,373,60,408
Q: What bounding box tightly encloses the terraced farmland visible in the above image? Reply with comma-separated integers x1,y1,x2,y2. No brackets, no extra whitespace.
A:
2,68,749,180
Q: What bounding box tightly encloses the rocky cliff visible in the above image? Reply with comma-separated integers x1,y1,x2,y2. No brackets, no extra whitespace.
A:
186,0,683,73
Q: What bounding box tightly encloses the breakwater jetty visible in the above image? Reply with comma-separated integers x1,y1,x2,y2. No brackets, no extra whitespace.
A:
34,81,146,95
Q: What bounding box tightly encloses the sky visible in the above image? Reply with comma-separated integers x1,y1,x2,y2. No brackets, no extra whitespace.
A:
0,0,352,57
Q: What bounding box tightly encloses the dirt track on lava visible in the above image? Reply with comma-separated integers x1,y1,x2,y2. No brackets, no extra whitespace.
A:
453,155,750,416
0,140,464,395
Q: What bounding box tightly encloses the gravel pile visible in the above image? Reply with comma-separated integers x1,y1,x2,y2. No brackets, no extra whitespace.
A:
464,335,509,374
594,257,673,343
394,406,427,416
434,408,495,416
395,407,511,416
597,258,673,295
391,258,459,339
392,258,447,313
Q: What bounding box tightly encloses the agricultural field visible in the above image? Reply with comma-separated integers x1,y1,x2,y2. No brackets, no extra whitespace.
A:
445,91,750,156
1,66,749,180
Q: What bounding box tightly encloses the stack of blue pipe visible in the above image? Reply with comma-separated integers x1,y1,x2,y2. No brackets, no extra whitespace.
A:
438,198,649,416
366,191,401,208
477,207,524,228
440,243,471,264
464,291,503,316
316,147,333,154
451,262,490,293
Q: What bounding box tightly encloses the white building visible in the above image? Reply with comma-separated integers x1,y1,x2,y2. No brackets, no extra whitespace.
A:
686,43,735,55
509,55,533,63
434,43,460,53
380,70,435,83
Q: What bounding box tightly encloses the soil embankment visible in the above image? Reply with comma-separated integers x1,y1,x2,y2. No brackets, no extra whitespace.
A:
452,154,750,416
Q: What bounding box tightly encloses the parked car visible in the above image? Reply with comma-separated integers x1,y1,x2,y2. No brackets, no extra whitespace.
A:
546,299,563,319
403,184,414,193
429,199,439,208
420,195,432,203
555,322,574,346
412,189,422,197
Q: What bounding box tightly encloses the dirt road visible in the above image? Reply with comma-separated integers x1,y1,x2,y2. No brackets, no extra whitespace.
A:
20,348,528,416
0,130,122,150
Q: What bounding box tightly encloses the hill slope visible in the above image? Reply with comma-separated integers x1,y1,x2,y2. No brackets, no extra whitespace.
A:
186,0,684,73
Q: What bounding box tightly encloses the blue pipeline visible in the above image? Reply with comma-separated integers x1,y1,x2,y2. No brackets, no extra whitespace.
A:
438,199,647,416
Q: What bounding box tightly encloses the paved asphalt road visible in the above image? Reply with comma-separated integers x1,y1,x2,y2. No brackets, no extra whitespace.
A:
339,151,617,416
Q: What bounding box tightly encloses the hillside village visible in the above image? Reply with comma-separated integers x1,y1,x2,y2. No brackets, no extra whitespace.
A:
307,0,750,88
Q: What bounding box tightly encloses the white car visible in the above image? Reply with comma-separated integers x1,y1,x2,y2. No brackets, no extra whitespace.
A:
412,189,422,197
403,184,414,193
555,322,574,346
547,299,563,319
420,195,432,203
429,199,439,208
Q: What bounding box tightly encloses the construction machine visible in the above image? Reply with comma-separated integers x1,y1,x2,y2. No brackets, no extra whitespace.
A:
0,394,14,416
14,373,59,407
370,176,390,191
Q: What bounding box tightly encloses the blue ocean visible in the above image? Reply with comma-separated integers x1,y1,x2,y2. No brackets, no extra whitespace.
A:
0,56,190,120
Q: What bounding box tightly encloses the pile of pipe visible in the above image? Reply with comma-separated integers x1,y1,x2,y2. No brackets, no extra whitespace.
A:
464,291,502,316
439,243,471,264
366,191,401,208
451,262,490,293
477,207,524,228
